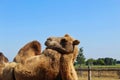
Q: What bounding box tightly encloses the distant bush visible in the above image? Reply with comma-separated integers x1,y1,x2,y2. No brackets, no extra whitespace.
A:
86,57,117,65
117,61,120,64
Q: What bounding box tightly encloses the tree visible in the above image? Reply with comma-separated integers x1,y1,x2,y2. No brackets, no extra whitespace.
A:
76,47,86,66
86,58,94,65
113,59,117,65
104,57,116,65
97,58,105,65
117,60,120,64
86,57,117,66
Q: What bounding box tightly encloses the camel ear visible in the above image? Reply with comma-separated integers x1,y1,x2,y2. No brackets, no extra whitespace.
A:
73,40,80,45
64,34,70,37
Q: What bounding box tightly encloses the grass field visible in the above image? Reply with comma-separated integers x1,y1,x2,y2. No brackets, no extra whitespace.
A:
75,64,120,69
78,76,120,80
76,64,120,80
77,71,120,80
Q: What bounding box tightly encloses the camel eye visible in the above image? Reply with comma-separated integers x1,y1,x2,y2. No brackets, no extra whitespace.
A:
47,38,52,41
60,39,67,47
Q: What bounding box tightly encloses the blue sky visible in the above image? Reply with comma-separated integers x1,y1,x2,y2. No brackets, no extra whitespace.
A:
0,0,120,61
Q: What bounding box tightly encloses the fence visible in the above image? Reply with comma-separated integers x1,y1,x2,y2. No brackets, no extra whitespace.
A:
76,67,120,80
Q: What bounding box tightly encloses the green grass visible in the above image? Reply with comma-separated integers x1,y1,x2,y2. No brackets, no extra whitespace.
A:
75,64,120,69
91,64,120,68
75,64,120,80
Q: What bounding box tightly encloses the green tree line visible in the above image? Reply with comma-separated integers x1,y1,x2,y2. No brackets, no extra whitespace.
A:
76,47,120,66
86,58,117,65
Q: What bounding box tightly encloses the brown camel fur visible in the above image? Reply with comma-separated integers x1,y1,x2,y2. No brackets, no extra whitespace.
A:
0,52,9,80
13,40,41,64
2,34,80,80
2,62,17,80
2,40,41,80
59,34,79,80
45,34,80,80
